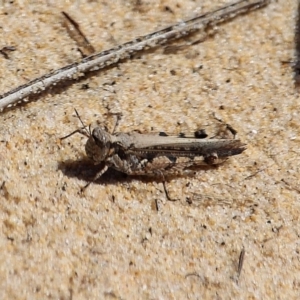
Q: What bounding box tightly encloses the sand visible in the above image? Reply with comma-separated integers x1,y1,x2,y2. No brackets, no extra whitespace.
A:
0,0,299,299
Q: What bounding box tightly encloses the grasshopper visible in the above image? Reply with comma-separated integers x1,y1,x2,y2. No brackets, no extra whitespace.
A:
62,110,246,191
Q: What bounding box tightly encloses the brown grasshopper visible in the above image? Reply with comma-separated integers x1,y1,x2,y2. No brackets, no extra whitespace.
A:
61,110,246,192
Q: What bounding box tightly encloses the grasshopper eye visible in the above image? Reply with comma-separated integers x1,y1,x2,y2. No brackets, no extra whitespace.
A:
92,128,111,149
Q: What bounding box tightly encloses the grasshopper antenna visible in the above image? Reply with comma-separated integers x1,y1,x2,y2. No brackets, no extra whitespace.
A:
74,108,91,137
60,109,91,140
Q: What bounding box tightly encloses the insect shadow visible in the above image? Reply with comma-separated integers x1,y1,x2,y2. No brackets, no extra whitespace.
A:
58,158,127,185
58,156,219,201
58,157,216,181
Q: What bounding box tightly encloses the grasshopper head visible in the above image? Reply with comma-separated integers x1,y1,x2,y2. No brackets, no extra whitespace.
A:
85,127,112,163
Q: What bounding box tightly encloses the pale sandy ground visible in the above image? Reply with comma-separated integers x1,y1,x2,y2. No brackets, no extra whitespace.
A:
0,0,299,299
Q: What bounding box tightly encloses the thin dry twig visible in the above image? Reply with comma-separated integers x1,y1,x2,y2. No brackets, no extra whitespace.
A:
0,0,270,111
